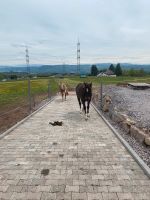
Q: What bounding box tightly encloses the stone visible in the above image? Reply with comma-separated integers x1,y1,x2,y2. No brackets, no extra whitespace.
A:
145,137,150,146
121,118,135,134
130,125,146,143
0,93,150,200
111,111,126,123
103,95,112,112
121,121,130,134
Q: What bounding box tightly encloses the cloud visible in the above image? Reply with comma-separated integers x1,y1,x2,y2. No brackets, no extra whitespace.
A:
0,0,150,65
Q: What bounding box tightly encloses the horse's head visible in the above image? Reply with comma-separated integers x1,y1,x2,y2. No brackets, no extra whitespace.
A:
83,82,92,95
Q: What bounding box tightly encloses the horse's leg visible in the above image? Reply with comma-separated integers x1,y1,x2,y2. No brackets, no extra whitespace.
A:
87,100,91,117
77,97,82,113
62,92,64,101
65,91,67,100
82,100,87,120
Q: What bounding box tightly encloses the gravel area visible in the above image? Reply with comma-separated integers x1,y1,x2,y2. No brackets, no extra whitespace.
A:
103,85,150,130
103,114,150,168
93,85,150,168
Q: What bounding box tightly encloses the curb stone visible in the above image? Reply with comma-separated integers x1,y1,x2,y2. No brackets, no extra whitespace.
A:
92,103,150,179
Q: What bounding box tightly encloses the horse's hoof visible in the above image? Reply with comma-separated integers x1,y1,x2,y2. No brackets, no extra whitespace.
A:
87,114,90,118
85,116,88,121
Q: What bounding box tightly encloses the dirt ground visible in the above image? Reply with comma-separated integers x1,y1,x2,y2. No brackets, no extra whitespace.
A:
0,93,49,134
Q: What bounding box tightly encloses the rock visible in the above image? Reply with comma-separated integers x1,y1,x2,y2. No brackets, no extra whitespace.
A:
130,126,146,143
121,121,130,134
125,118,135,126
143,128,150,136
103,104,109,112
111,111,127,123
145,137,150,146
103,95,112,112
121,117,135,134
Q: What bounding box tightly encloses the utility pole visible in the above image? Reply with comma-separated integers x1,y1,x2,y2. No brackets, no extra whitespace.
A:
77,39,80,75
63,62,66,75
26,46,32,113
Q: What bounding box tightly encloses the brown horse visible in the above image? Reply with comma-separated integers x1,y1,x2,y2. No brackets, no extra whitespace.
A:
76,82,92,119
59,83,68,101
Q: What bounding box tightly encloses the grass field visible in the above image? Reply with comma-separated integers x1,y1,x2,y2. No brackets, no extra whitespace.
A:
0,75,150,110
0,75,150,133
60,75,150,87
0,78,58,110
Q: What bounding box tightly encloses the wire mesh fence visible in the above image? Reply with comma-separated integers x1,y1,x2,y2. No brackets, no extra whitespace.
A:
0,78,58,134
92,83,103,110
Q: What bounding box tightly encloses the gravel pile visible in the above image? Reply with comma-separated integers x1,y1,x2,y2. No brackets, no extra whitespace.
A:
104,116,150,168
103,85,150,130
96,85,150,168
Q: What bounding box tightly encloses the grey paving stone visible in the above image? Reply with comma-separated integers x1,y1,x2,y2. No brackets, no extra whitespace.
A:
0,94,149,199
56,192,71,200
102,192,119,200
117,192,134,200
41,192,56,200
72,192,87,200
87,193,103,200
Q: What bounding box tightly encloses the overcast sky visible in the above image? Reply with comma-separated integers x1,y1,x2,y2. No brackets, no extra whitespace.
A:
0,0,150,65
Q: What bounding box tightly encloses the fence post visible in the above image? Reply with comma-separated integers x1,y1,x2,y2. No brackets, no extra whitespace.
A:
28,78,32,113
100,81,103,110
48,80,51,99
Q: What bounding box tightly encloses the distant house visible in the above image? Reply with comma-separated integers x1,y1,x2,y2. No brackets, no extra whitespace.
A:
97,72,107,77
2,79,7,82
97,69,116,77
80,74,87,78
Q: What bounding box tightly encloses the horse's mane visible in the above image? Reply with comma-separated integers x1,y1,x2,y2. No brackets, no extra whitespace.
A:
83,83,92,96
76,82,92,99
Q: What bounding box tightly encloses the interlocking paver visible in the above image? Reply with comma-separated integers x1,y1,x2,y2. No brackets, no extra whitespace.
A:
0,94,150,200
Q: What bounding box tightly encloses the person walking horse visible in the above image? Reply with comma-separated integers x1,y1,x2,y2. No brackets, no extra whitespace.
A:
76,82,92,120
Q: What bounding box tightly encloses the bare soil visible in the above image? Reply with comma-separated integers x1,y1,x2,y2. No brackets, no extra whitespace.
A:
0,93,50,134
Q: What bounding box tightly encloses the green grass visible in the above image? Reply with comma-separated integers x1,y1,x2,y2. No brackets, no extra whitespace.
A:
0,78,58,109
58,75,150,87
0,75,150,110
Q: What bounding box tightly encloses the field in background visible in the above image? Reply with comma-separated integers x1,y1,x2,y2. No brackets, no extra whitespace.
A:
60,75,150,88
0,75,150,133
0,78,58,133
0,78,58,111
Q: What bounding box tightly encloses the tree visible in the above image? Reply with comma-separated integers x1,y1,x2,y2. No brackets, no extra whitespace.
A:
109,64,115,73
10,74,17,80
115,63,122,76
91,65,98,76
0,73,6,80
139,68,145,76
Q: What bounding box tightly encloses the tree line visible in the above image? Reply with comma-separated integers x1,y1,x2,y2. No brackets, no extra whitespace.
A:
91,64,148,76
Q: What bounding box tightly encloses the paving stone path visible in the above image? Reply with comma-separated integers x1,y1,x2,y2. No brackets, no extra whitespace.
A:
0,94,150,200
